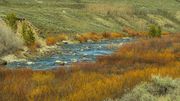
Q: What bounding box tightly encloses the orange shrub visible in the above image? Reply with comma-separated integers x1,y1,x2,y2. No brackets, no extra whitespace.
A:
63,66,180,101
162,32,170,35
75,34,87,43
76,32,125,43
102,32,124,39
46,34,69,46
76,32,103,42
0,64,180,101
110,32,124,38
83,32,103,41
122,27,157,37
46,36,57,46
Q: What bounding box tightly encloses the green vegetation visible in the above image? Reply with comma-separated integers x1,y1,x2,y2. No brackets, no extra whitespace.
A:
4,13,18,30
21,22,35,46
0,0,179,34
149,25,162,37
106,76,180,101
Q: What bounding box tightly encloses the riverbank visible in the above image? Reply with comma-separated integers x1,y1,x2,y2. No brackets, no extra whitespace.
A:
6,37,133,69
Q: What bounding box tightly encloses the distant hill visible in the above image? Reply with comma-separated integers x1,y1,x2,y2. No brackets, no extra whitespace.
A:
0,0,179,34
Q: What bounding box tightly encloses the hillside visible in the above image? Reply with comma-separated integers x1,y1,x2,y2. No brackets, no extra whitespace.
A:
0,0,180,35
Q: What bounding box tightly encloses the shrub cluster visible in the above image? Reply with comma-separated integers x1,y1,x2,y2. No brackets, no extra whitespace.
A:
21,22,35,46
148,25,162,37
76,32,124,43
106,76,180,101
46,34,68,46
122,27,166,37
4,13,18,30
0,64,179,101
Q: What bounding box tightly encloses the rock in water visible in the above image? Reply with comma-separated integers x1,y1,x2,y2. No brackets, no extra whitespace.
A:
27,61,34,65
0,59,7,65
55,60,66,65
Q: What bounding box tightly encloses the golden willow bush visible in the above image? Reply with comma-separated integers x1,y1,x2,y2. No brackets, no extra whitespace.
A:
0,33,179,101
75,32,124,43
0,65,179,101
63,66,180,101
46,34,68,46
46,32,124,45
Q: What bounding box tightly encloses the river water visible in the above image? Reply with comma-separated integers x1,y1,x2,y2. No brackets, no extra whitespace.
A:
6,37,133,70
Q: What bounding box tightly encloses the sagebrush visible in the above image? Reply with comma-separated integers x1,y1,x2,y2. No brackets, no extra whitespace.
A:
0,19,23,56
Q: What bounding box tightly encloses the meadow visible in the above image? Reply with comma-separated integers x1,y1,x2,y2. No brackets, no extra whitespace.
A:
0,33,179,101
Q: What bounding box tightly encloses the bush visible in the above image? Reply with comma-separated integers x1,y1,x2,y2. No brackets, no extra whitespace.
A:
0,19,23,55
46,36,57,46
46,34,68,46
75,32,124,43
4,13,18,30
21,22,35,46
106,76,180,101
149,25,162,37
76,32,103,42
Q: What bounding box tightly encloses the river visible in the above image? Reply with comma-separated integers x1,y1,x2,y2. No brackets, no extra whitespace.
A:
6,37,133,70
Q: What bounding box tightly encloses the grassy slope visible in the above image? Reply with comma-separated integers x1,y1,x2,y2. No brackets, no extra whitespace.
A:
0,0,180,34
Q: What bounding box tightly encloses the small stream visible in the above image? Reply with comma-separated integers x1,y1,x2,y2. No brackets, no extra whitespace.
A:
6,37,133,70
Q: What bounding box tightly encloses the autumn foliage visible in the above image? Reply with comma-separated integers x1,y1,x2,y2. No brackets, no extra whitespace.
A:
46,34,68,46
0,33,179,101
46,36,57,46
122,27,170,37
76,32,124,43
